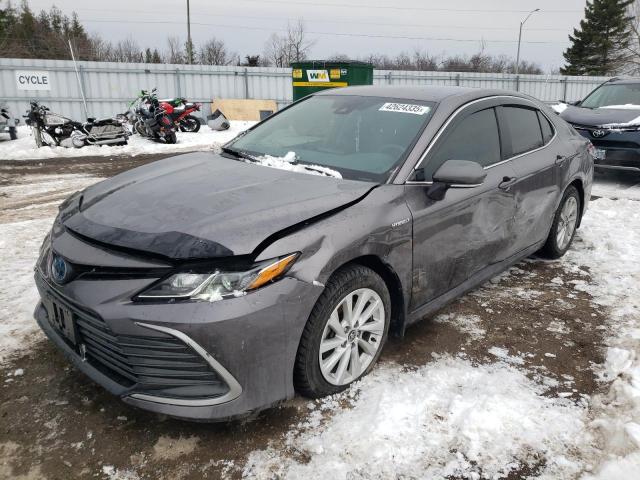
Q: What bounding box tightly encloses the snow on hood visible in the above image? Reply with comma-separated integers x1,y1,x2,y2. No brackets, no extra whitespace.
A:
599,115,640,129
598,104,640,110
552,103,568,114
247,151,342,179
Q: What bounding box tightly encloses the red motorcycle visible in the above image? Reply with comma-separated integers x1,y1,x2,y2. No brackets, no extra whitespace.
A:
159,98,202,133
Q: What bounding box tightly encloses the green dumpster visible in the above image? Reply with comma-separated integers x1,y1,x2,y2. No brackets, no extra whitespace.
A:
291,61,374,101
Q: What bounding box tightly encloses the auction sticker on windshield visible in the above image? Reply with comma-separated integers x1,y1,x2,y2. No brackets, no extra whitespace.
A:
379,103,431,115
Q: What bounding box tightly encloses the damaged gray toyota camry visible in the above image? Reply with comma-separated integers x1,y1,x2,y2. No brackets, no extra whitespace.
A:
34,86,593,421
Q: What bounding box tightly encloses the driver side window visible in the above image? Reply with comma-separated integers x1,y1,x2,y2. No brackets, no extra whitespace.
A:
422,108,501,180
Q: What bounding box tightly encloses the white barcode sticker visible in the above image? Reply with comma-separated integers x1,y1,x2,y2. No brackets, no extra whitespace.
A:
379,103,430,115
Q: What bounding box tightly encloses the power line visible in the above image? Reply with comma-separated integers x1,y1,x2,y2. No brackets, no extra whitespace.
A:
72,7,571,32
226,0,582,14
80,19,569,45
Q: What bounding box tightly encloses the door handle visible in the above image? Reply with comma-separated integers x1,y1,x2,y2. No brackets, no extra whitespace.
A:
555,155,567,165
498,176,517,190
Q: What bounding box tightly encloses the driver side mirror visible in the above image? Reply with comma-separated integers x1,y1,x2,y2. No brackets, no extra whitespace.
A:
427,160,487,201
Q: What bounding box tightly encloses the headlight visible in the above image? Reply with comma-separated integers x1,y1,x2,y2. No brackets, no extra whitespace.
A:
136,253,299,301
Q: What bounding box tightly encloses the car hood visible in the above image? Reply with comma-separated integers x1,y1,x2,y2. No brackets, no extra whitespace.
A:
63,152,375,260
560,105,640,127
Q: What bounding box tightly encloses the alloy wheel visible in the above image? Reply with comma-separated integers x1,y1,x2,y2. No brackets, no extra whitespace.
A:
556,196,578,250
318,288,385,386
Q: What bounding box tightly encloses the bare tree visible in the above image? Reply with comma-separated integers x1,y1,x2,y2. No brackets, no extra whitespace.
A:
264,19,314,66
199,37,237,65
166,36,184,64
112,37,143,63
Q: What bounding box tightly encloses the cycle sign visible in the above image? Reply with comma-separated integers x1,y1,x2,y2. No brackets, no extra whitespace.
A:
15,70,51,91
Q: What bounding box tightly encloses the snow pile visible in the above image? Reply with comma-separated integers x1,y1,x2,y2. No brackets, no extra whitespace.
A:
248,151,342,178
591,177,640,201
598,104,640,110
0,122,253,161
563,198,640,478
552,103,568,114
244,357,593,479
0,217,52,361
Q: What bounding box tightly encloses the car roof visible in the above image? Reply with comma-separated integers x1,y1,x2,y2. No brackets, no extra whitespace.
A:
314,85,529,103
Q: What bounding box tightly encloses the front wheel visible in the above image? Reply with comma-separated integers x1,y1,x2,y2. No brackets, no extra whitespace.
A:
294,264,391,398
539,185,581,259
164,131,177,144
179,115,200,133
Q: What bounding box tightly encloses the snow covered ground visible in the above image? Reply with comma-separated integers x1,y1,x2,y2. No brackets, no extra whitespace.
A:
0,165,639,478
0,122,253,161
242,195,640,479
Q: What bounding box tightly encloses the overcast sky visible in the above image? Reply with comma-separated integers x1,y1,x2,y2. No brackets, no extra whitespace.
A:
25,0,588,71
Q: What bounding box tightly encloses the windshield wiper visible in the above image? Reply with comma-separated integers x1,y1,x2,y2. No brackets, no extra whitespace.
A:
297,163,341,178
221,146,259,162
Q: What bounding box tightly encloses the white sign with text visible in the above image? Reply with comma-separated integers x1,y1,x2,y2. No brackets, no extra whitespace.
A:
15,70,51,90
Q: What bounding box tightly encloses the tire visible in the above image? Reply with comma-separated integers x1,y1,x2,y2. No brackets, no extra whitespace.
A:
8,127,17,140
164,132,177,144
135,122,146,136
294,264,391,398
539,185,581,259
179,116,200,133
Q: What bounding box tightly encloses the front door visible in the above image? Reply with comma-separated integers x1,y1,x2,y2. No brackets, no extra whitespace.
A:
405,103,518,311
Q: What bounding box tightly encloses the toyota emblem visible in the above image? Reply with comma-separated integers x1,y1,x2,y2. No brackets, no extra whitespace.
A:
591,129,607,138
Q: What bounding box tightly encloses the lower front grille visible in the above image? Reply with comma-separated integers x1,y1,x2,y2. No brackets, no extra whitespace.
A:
40,281,230,400
76,314,225,393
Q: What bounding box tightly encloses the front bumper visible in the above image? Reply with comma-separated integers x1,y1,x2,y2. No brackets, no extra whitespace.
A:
35,273,322,421
575,128,640,172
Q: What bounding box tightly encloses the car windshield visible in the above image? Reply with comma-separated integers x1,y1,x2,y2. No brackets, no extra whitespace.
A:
580,83,640,109
227,95,436,182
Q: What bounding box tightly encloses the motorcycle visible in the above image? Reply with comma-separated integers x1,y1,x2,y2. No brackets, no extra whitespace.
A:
129,89,177,144
158,97,202,132
24,101,129,148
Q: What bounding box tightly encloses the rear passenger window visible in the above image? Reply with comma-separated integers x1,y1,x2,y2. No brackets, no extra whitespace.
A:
503,106,543,156
538,111,555,143
424,108,501,179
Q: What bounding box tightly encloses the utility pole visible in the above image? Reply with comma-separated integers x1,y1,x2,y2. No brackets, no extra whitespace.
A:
516,8,540,75
187,0,192,64
68,38,89,118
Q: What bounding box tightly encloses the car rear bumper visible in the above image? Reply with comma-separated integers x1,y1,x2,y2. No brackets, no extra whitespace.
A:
34,273,322,421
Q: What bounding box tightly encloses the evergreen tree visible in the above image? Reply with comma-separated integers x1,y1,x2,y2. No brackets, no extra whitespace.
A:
562,0,634,75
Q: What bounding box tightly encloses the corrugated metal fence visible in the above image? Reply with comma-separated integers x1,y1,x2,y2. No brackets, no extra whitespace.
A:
0,57,610,121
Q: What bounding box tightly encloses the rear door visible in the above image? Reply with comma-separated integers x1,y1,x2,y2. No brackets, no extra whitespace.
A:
497,103,563,255
405,100,518,309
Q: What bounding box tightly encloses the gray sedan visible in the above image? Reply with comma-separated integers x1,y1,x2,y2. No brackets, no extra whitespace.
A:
34,86,593,421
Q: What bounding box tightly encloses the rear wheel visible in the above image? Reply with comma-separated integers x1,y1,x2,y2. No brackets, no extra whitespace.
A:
540,185,581,259
294,264,390,398
179,115,200,133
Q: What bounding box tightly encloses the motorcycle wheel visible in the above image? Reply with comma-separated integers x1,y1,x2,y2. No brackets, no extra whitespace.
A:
165,132,177,144
135,122,146,136
179,116,200,133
